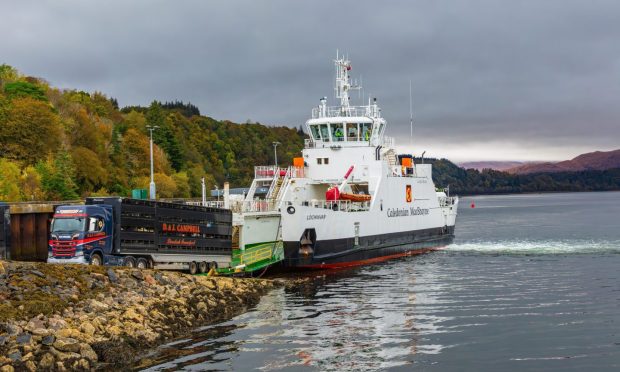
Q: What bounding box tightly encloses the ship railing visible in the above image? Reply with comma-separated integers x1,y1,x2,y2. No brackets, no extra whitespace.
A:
287,165,305,178
161,198,226,209
298,199,371,212
237,200,278,213
438,196,457,208
311,105,380,119
254,166,287,179
382,136,395,147
305,139,315,148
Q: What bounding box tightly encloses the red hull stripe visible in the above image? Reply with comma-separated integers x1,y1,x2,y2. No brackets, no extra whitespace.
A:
298,247,443,269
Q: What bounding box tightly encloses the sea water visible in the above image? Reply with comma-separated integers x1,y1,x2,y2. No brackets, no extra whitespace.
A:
140,191,620,371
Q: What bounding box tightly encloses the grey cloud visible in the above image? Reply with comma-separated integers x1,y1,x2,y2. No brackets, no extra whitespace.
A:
2,0,619,160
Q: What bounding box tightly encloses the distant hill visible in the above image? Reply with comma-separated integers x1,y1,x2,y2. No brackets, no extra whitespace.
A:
507,149,620,174
425,157,620,195
458,161,534,171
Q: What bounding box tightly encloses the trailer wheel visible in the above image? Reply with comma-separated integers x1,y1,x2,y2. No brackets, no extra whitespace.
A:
210,261,218,270
90,253,103,266
198,261,208,274
123,256,136,268
136,258,149,270
189,261,198,275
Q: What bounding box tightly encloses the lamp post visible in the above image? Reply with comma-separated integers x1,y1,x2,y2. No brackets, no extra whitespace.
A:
272,141,281,167
146,125,159,199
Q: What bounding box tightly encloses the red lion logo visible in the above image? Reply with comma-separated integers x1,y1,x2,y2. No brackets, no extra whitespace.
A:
406,185,412,203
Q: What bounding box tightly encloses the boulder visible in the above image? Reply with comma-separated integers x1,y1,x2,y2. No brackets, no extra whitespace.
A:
38,353,55,369
80,322,96,336
107,269,118,283
131,271,144,281
8,351,21,363
30,270,45,278
79,343,98,363
47,317,67,331
25,318,48,336
144,274,156,286
41,335,55,346
50,347,81,361
15,332,32,345
77,358,90,370
85,299,109,312
24,360,36,372
122,308,143,323
53,337,80,353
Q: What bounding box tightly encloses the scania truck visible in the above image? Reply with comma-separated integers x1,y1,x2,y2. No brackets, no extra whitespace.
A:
47,197,232,274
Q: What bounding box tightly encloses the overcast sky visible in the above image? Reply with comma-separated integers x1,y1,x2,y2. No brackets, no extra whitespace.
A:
2,0,619,161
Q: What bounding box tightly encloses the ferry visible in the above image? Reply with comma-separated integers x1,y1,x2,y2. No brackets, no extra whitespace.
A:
232,54,459,270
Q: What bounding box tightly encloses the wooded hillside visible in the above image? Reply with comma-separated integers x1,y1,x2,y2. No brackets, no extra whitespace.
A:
0,64,305,201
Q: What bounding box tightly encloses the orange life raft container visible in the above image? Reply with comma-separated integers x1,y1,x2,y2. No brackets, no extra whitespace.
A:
339,192,372,202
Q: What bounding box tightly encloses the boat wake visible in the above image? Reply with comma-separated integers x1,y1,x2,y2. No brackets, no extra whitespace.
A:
446,240,620,255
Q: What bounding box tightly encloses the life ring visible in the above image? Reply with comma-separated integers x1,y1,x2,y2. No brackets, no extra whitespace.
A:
287,206,296,214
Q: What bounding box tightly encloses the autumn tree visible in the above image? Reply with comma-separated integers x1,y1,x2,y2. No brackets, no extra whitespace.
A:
37,152,79,200
20,165,44,201
3,81,47,101
71,146,108,193
0,158,22,201
0,97,62,165
146,101,184,171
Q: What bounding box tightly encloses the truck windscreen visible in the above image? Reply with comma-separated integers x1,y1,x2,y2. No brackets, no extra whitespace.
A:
51,218,86,233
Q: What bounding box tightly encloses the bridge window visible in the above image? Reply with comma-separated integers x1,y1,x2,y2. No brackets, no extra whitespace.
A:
320,124,330,142
310,125,321,140
331,123,344,142
360,123,373,141
346,123,359,141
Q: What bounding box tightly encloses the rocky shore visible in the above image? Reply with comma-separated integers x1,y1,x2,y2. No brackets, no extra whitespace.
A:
0,260,276,371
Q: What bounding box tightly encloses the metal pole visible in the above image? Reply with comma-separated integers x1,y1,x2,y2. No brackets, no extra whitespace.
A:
146,125,159,199
272,141,280,167
201,177,206,207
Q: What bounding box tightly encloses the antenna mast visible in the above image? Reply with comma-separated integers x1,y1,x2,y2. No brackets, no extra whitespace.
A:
409,79,413,148
334,52,361,109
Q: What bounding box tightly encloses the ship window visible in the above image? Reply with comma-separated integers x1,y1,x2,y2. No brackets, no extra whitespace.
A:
320,124,330,142
361,123,373,141
317,158,322,165
310,125,321,140
347,123,359,141
331,123,344,142
324,158,329,164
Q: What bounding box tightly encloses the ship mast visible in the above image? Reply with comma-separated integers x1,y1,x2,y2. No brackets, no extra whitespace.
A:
334,51,361,110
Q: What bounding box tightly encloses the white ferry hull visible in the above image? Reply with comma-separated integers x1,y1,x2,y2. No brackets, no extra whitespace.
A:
236,54,459,270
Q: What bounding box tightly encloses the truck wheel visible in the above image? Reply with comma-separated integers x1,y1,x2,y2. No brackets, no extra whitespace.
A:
189,261,198,275
90,253,103,266
198,261,208,274
136,258,149,270
123,256,136,268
